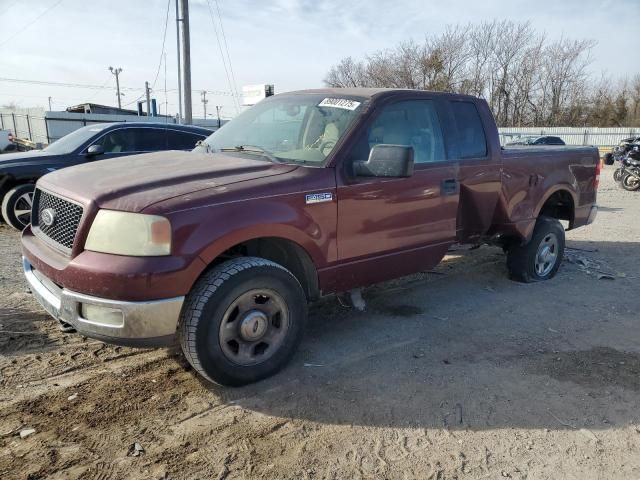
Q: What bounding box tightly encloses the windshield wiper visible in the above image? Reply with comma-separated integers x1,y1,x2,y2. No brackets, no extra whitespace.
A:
220,145,280,163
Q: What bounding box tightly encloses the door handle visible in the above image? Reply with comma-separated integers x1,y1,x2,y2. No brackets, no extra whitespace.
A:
441,178,458,195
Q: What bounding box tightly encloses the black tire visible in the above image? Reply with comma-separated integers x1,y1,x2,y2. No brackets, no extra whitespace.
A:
1,184,34,230
178,257,307,386
604,153,614,165
613,167,625,183
621,172,640,191
507,216,565,283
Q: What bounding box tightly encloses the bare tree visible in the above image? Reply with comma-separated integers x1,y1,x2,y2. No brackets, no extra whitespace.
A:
324,21,640,127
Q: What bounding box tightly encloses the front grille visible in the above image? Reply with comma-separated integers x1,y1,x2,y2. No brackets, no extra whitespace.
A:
32,189,84,251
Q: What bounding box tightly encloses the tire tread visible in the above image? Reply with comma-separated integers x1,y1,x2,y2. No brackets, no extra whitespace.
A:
178,256,296,385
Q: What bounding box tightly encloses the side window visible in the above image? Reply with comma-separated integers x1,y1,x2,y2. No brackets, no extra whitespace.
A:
166,130,205,150
451,101,487,158
348,100,446,164
135,128,171,152
98,129,138,153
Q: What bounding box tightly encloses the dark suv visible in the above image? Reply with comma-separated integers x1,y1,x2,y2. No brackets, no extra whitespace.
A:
0,122,211,229
506,135,566,146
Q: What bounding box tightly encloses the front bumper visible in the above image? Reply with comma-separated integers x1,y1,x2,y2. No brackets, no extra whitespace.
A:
23,257,184,347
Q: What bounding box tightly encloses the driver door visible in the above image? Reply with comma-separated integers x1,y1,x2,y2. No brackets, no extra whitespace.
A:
334,98,459,290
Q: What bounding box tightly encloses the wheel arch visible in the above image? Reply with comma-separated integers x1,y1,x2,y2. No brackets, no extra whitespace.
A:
534,186,577,228
197,235,321,301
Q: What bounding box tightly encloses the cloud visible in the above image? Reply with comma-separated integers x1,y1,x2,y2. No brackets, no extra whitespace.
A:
0,0,635,114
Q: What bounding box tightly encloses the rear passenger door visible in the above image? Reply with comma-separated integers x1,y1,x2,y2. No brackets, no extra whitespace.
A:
334,97,460,289
445,100,502,241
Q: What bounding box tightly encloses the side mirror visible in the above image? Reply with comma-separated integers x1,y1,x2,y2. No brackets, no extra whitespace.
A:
86,144,104,156
353,144,414,178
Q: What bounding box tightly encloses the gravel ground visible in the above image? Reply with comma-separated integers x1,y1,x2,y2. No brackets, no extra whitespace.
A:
1,166,640,479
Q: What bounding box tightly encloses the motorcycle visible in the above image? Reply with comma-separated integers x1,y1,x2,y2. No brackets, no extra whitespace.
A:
608,137,640,182
618,146,640,191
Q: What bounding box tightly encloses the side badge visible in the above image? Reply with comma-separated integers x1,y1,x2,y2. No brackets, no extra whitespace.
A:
305,192,333,204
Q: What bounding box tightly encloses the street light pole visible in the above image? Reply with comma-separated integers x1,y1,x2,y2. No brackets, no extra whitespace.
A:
175,0,183,124
180,0,192,124
201,90,208,119
216,105,222,128
109,66,123,109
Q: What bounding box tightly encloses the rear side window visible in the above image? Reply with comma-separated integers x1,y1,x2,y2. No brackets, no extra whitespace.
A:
135,128,172,151
451,101,487,158
166,130,206,150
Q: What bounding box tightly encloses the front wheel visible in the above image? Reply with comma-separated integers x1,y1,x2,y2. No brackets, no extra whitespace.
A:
621,172,640,191
613,167,625,182
178,257,307,386
1,184,34,230
507,216,565,283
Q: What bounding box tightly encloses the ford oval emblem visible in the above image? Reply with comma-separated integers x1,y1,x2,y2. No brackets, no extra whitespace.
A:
41,208,56,227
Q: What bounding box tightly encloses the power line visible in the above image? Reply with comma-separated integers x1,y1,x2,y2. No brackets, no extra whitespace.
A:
0,77,144,91
205,0,239,113
213,0,241,103
151,0,171,90
0,0,65,48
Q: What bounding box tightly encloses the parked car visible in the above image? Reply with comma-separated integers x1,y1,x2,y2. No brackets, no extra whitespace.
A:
0,129,16,153
506,135,566,146
0,122,211,229
22,88,599,386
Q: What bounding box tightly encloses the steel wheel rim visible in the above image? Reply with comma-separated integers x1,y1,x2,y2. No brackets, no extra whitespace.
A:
219,288,290,366
534,233,559,277
623,174,640,188
13,191,33,225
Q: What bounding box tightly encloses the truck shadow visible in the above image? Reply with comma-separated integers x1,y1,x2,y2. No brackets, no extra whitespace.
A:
210,240,640,431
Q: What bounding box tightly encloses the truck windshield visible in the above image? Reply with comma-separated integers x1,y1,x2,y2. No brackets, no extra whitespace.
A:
44,124,109,154
198,94,365,165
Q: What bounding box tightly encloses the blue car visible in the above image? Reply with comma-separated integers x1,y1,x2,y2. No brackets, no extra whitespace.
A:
0,122,211,229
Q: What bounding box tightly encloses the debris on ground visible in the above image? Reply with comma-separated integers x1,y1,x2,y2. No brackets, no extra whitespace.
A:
19,428,36,439
127,443,145,457
564,249,619,279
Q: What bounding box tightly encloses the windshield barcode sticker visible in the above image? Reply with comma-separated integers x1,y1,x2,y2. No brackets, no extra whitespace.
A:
318,98,361,110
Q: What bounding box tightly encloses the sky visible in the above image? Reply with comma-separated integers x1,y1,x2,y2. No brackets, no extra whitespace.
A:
0,0,637,119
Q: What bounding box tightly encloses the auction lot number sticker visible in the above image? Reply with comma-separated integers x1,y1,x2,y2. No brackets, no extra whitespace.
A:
318,98,361,110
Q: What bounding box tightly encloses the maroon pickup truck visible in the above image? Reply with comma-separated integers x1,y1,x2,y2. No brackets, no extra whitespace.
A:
22,88,599,386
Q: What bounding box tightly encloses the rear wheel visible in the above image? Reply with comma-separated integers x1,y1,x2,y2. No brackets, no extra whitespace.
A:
507,216,565,283
1,184,34,230
178,257,307,386
621,172,640,191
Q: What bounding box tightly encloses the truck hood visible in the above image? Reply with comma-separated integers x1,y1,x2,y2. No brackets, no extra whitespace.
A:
37,150,298,212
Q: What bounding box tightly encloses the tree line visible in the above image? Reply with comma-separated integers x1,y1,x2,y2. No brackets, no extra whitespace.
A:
324,21,640,128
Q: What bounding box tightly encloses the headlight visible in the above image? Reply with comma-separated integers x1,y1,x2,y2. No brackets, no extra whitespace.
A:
85,210,171,256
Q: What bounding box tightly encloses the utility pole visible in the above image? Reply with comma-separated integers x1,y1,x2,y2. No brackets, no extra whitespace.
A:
145,81,152,116
109,66,123,109
215,105,222,128
47,96,52,111
201,90,208,119
180,0,192,124
175,0,182,124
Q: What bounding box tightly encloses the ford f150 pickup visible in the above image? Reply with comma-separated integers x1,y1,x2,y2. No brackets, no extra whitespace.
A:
21,88,599,386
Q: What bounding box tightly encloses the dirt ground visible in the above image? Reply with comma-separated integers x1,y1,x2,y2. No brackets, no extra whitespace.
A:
1,167,640,480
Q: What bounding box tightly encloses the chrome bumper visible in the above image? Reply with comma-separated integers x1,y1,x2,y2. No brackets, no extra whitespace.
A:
23,257,184,347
